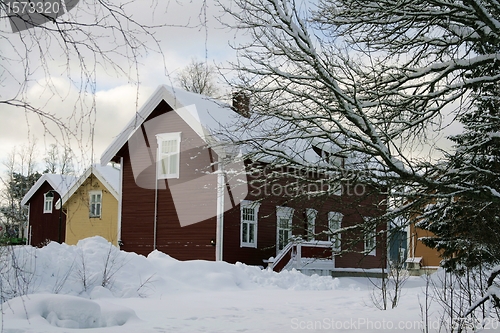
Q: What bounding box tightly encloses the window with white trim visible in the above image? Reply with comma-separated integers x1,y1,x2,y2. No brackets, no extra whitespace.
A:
306,208,317,241
241,200,260,248
276,206,294,252
157,132,181,179
328,212,343,252
89,190,102,218
363,217,376,256
43,193,53,213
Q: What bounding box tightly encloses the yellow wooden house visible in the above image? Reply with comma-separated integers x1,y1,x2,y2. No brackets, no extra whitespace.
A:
60,164,120,246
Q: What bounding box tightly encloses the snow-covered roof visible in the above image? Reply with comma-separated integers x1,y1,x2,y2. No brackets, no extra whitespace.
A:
21,174,78,206
99,85,380,173
100,85,242,165
100,85,345,168
60,164,120,206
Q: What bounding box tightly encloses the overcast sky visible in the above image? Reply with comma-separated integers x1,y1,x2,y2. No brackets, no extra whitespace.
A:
0,1,238,174
0,0,461,177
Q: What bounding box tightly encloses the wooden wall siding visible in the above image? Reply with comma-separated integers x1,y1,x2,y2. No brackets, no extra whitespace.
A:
64,176,119,246
27,181,67,247
409,223,442,267
222,197,278,266
120,154,156,254
301,246,332,258
112,100,173,164
119,101,216,259
223,172,387,269
115,99,386,268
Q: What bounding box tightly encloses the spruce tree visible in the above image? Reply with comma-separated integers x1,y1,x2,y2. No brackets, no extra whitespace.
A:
417,38,500,271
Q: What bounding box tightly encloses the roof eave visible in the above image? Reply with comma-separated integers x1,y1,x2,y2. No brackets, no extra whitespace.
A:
100,85,188,166
21,174,74,207
61,166,119,206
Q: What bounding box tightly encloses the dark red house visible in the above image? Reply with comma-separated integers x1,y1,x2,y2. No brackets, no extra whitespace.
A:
100,85,387,274
21,174,77,246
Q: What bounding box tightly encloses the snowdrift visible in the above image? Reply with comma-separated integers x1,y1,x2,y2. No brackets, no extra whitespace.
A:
5,294,140,329
1,236,339,301
1,237,341,331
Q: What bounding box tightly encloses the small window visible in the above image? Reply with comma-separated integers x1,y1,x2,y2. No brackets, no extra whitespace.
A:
306,208,317,241
157,132,181,179
363,217,376,256
276,206,294,252
328,212,343,252
241,200,260,248
43,193,53,214
89,191,102,218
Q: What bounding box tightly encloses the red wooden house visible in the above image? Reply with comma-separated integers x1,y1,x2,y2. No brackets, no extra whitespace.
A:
21,174,77,246
100,85,387,274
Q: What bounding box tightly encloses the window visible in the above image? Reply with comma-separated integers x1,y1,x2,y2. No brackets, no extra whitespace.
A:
306,208,317,241
328,212,343,252
276,206,294,252
157,132,181,179
363,217,376,256
241,200,260,247
89,191,102,218
43,193,53,213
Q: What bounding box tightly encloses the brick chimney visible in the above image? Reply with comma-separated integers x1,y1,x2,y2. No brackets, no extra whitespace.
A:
232,91,250,118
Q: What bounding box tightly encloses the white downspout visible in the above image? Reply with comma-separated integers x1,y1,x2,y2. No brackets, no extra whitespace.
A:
27,203,31,245
154,151,159,251
117,157,123,247
216,157,225,261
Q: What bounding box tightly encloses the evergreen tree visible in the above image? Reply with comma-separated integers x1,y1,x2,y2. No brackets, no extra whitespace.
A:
418,36,500,271
0,171,42,238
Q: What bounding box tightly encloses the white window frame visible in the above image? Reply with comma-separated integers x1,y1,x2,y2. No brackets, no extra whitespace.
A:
240,200,260,248
89,190,102,218
157,132,181,179
43,193,53,214
276,206,294,253
363,217,377,256
328,212,343,252
306,208,317,241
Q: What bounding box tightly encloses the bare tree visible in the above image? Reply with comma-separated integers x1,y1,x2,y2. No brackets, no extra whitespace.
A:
216,1,500,228
176,58,219,97
44,144,74,175
0,141,41,240
218,0,500,313
0,0,167,160
218,0,499,191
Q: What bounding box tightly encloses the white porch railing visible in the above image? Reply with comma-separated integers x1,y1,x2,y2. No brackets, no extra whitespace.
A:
270,240,334,272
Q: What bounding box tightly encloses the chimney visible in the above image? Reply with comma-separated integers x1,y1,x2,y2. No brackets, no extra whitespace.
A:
232,91,250,118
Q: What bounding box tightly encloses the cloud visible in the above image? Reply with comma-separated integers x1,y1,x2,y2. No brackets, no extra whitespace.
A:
0,0,239,174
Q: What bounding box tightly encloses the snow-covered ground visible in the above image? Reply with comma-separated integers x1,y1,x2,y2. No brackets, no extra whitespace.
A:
0,237,488,332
